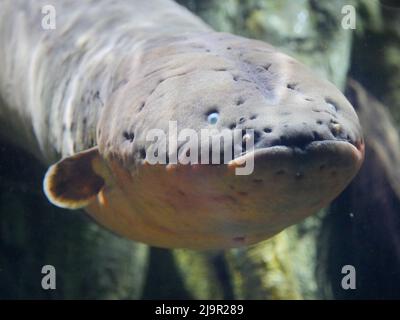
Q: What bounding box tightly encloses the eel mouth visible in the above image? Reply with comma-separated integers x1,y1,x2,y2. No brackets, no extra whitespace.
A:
228,139,364,170
150,139,366,197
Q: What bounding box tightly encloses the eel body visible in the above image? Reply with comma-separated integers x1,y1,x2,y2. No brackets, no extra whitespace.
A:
0,0,364,249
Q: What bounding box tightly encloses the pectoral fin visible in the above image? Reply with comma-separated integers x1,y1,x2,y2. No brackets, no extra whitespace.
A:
43,147,106,209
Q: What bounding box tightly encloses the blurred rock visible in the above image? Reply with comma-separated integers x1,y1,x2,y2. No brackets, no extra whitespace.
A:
0,142,149,299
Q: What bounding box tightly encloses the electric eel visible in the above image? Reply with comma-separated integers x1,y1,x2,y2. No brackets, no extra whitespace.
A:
0,0,364,249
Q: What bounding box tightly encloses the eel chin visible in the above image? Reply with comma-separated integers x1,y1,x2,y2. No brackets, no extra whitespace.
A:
86,139,364,250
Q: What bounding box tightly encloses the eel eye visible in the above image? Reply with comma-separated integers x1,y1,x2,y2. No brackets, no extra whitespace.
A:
207,112,219,125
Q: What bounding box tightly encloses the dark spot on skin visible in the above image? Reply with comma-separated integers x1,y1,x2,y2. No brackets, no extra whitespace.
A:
253,130,261,144
286,83,298,90
94,90,104,106
233,236,246,243
139,148,146,159
233,75,239,81
325,98,338,112
215,68,227,72
178,190,186,196
312,131,324,140
62,124,66,132
238,117,246,124
263,64,271,71
317,120,323,125
330,126,340,137
227,47,232,50
264,127,272,133
237,191,248,196
206,49,211,52
250,115,257,120
253,179,263,184
305,97,314,101
123,131,135,142
229,123,236,130
276,170,285,175
139,102,145,111
236,97,245,106
320,164,326,170
229,185,235,190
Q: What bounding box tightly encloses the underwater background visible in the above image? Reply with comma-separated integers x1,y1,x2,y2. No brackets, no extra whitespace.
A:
0,0,399,299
